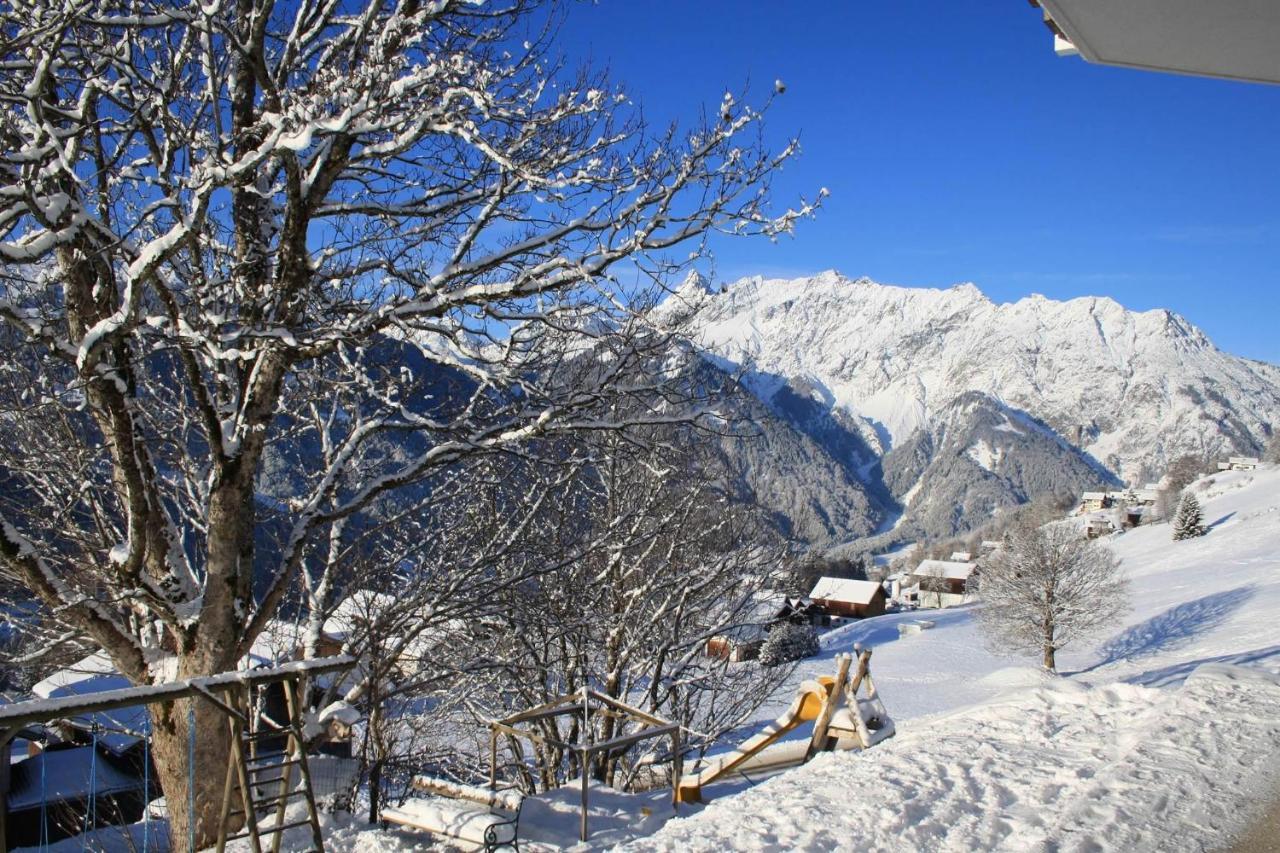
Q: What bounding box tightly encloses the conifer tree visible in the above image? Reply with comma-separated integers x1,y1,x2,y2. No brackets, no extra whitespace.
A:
1172,492,1207,540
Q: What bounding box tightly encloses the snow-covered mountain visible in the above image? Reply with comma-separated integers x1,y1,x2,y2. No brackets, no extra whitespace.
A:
658,271,1280,542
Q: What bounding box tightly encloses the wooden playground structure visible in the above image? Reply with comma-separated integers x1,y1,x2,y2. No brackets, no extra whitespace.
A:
676,643,893,803
0,655,355,853
381,644,893,849
383,687,681,846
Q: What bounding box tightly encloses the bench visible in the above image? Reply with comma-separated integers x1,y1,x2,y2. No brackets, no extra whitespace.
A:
382,792,523,851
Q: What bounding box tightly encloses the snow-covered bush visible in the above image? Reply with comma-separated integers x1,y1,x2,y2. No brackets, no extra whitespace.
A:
759,623,820,667
1173,493,1207,540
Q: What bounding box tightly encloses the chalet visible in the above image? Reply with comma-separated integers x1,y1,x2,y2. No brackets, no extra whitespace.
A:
776,597,824,625
905,560,977,609
1079,487,1159,516
1218,456,1260,472
808,577,887,625
1079,491,1113,513
705,592,787,662
1085,513,1119,539
4,742,155,848
948,551,973,563
979,540,1002,554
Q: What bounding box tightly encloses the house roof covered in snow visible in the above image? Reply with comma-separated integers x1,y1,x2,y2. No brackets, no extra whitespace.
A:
913,560,977,581
321,589,399,640
809,577,884,605
7,745,142,810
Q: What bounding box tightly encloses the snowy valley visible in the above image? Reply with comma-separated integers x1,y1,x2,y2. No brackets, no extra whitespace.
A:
660,273,1280,544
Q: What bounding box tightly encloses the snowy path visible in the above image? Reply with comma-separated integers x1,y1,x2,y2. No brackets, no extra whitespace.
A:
623,665,1280,852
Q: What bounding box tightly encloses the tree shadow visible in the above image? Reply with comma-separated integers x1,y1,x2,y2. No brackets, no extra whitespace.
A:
1207,511,1237,530
1075,585,1256,674
1124,644,1280,688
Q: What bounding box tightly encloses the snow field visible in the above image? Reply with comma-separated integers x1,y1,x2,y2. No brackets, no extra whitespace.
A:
624,666,1280,852
630,466,1280,850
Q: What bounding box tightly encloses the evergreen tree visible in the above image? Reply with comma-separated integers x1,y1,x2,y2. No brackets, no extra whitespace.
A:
1172,492,1207,540
759,622,820,667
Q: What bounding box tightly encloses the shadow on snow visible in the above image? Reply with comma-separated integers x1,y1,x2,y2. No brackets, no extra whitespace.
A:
1076,585,1256,676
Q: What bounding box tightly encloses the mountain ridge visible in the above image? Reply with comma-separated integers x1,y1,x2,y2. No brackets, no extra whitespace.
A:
657,271,1279,544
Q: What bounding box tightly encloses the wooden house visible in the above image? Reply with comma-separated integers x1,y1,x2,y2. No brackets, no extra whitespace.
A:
808,577,887,624
905,560,977,609
705,592,788,662
1217,456,1260,472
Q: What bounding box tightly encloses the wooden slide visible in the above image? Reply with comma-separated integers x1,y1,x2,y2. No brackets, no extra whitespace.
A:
676,647,894,804
675,677,834,803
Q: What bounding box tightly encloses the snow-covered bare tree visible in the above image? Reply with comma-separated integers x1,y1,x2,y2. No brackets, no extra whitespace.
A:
460,421,793,793
0,0,817,842
1172,492,1207,541
978,524,1128,672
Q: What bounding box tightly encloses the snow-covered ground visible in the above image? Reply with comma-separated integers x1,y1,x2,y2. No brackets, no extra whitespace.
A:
25,468,1280,852
625,465,1280,851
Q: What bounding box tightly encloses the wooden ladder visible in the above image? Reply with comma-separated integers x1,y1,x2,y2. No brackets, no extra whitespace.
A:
215,678,325,853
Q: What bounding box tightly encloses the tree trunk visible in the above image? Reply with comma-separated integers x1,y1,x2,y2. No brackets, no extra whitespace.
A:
1042,642,1057,672
150,696,238,849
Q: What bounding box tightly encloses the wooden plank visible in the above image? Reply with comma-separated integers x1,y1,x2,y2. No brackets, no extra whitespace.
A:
582,724,680,757
806,654,852,760
489,721,573,751
0,656,355,731
495,687,587,725
583,690,671,728
411,777,523,811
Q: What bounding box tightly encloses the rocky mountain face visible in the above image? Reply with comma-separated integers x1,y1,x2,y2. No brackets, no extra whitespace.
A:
658,271,1280,545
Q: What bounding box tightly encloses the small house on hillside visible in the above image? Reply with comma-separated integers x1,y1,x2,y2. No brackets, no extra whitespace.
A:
705,592,788,663
1079,491,1112,513
1218,456,1260,472
1085,512,1119,539
4,742,155,848
905,560,977,609
948,551,973,563
979,540,1002,554
808,577,887,625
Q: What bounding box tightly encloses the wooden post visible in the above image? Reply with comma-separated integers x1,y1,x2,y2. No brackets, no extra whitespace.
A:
806,653,851,760
0,727,12,853
670,727,682,811
489,727,498,791
580,748,590,843
215,691,243,853
580,688,590,842
845,649,875,748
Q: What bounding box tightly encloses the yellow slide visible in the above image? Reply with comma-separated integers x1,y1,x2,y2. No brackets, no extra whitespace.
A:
676,677,834,803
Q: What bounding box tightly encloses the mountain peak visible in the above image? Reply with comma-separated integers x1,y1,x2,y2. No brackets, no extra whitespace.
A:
660,273,1279,483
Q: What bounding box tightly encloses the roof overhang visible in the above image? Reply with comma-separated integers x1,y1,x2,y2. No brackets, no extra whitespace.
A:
1037,0,1280,85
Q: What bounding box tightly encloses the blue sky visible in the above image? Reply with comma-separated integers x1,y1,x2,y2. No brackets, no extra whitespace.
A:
560,2,1280,363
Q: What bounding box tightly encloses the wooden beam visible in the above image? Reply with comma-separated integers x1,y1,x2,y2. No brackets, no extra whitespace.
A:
493,687,587,725
488,721,574,751
0,656,356,734
806,654,851,760
582,690,672,728
581,724,680,757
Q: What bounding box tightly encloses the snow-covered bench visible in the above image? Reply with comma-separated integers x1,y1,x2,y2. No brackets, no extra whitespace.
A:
381,787,523,851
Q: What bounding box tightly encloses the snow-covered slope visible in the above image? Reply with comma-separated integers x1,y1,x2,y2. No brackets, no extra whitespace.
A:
661,272,1280,489
879,390,1116,538
625,465,1280,852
